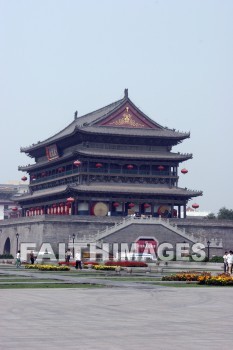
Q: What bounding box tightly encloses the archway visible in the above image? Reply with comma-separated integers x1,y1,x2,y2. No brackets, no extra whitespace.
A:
3,237,11,254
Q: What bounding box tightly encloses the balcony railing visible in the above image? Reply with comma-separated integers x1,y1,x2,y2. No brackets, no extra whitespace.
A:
30,167,176,185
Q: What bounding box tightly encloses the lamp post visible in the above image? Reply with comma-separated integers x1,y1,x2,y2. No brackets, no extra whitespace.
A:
72,233,75,258
16,233,19,253
207,240,210,261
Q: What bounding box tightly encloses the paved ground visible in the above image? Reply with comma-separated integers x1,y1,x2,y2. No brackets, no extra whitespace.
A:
0,267,233,349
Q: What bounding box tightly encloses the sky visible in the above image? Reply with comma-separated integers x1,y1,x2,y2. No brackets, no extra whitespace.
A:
0,0,233,214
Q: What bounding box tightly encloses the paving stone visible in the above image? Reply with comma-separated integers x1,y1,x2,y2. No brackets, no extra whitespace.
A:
0,266,232,349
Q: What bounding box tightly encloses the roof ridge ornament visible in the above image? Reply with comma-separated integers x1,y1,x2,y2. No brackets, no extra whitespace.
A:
74,111,78,120
124,88,128,98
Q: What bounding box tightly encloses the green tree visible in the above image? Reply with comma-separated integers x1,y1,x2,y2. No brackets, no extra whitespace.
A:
206,212,216,219
217,207,233,220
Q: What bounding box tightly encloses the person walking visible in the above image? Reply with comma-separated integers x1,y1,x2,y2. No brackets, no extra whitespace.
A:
223,251,228,273
16,250,21,268
30,251,35,264
75,251,82,270
226,251,233,274
65,249,72,264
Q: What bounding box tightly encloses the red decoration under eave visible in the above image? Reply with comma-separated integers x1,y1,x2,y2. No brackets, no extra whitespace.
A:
12,207,18,211
21,176,27,181
58,167,64,172
128,203,135,208
74,160,82,167
181,168,188,174
144,203,151,209
127,164,134,170
192,203,199,209
95,163,103,168
66,197,75,203
158,165,165,171
113,202,119,207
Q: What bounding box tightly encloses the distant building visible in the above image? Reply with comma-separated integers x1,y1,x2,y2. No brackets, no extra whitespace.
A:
184,206,210,218
0,183,28,220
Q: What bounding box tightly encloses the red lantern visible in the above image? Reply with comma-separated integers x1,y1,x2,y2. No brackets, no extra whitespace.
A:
128,202,135,208
12,207,18,211
21,176,27,181
158,165,164,171
95,163,103,168
181,168,188,174
127,164,134,170
66,197,75,203
192,203,199,209
74,160,81,167
113,202,119,207
58,167,64,172
144,203,151,209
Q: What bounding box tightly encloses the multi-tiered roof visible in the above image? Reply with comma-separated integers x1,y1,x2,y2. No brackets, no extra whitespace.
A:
17,89,202,217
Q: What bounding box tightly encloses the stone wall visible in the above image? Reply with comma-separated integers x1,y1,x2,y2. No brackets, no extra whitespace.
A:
0,215,120,256
169,218,233,252
0,216,232,257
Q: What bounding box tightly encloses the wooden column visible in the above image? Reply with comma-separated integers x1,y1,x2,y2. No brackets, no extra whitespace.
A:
151,203,155,217
171,204,174,218
74,199,78,215
183,202,186,218
178,205,181,218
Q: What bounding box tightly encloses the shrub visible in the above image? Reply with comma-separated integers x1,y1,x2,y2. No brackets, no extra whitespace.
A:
104,260,148,267
58,261,100,268
0,254,14,259
209,256,224,263
25,264,39,269
58,261,76,267
83,261,99,266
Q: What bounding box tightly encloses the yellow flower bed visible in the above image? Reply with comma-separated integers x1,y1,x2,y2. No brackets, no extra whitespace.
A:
163,272,233,285
25,264,70,271
198,273,233,286
162,271,210,281
93,265,119,271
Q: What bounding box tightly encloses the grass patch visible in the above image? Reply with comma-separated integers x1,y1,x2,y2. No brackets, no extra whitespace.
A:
0,283,106,289
100,276,162,281
0,278,56,282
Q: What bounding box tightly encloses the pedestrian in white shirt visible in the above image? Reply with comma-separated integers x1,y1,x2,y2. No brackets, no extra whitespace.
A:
226,251,233,274
223,251,228,273
16,250,21,268
75,251,82,269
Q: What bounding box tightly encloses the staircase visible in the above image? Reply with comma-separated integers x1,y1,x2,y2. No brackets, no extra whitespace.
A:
70,216,222,248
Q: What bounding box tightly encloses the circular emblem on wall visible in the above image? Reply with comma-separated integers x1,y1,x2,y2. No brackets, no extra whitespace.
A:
93,202,108,216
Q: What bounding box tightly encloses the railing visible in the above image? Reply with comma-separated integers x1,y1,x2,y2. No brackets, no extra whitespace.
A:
30,167,175,185
31,168,80,184
73,216,223,248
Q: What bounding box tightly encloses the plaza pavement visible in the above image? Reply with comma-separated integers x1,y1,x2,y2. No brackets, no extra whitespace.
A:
0,266,233,349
